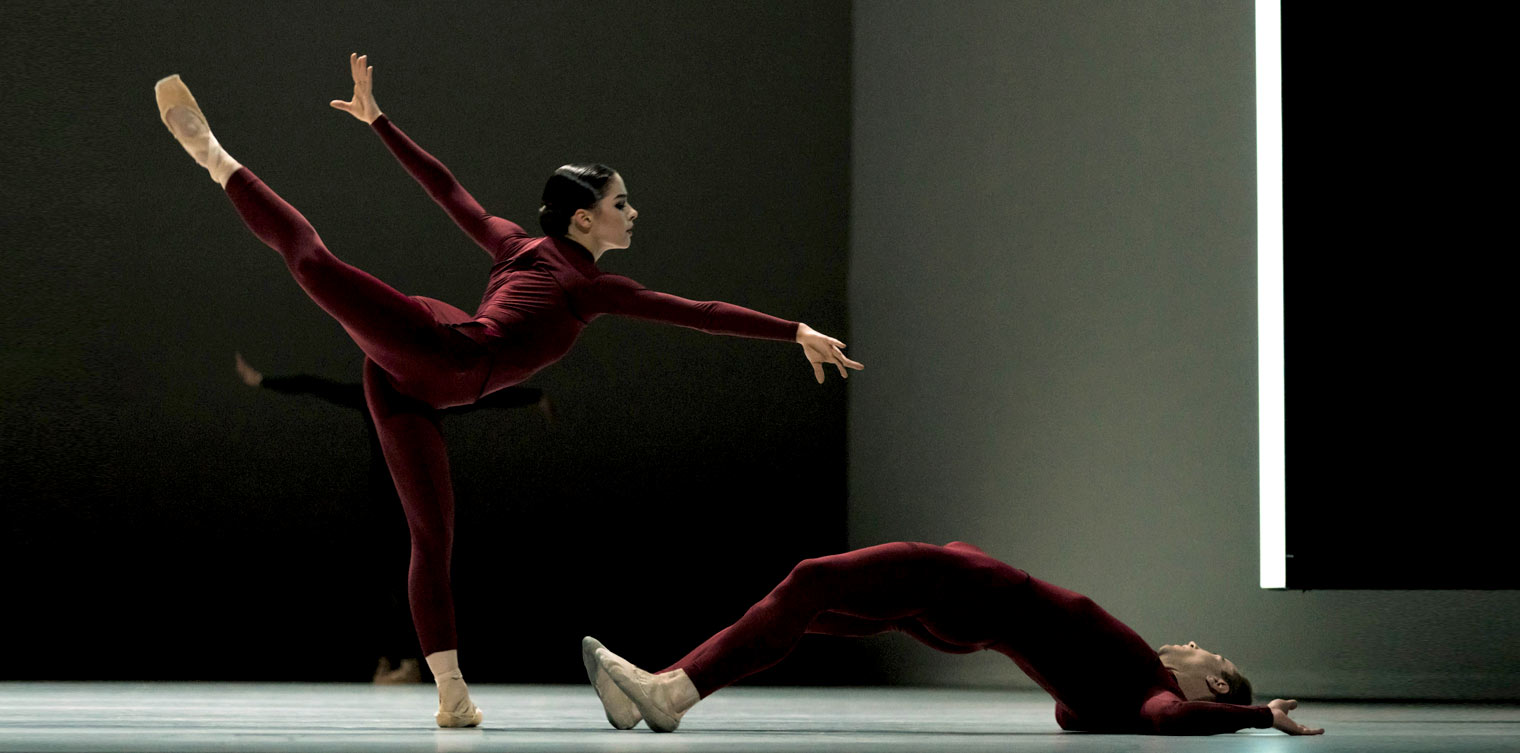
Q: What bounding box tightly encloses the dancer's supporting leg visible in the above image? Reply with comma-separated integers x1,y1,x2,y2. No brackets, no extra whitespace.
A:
594,542,1021,731
364,360,481,727
157,75,485,726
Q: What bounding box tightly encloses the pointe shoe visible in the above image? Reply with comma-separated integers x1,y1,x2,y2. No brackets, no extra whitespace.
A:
154,74,205,130
154,75,213,163
435,695,484,728
596,647,698,733
433,671,484,728
154,74,239,184
581,636,642,729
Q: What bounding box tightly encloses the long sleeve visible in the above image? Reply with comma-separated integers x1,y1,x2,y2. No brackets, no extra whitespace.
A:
1141,696,1274,736
370,115,527,259
590,274,799,341
259,375,366,411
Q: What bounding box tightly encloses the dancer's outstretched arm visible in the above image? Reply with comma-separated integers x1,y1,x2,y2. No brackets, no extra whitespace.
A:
1141,694,1320,736
592,274,864,383
330,53,525,259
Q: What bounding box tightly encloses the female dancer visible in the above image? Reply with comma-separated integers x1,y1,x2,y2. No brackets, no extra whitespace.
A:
585,541,1324,736
155,53,863,727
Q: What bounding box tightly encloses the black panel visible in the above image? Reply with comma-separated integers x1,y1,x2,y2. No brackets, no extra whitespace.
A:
1281,7,1512,589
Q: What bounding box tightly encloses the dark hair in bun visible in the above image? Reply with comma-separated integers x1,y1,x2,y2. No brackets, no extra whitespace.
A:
539,163,617,237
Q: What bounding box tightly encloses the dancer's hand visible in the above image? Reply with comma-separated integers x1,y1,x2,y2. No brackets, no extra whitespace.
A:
796,323,864,384
234,352,263,388
329,52,383,124
1268,699,1324,735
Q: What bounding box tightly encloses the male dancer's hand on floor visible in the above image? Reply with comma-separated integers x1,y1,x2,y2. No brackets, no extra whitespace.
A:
1268,699,1323,735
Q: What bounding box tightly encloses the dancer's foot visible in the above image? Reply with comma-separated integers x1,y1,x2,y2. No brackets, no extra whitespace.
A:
154,74,242,187
596,647,699,733
581,636,642,729
433,669,484,728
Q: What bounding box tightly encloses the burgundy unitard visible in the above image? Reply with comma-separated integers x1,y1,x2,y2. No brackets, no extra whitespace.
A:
657,542,1274,735
221,115,799,654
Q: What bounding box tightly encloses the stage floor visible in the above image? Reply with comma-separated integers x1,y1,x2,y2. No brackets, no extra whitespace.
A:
1,683,1515,752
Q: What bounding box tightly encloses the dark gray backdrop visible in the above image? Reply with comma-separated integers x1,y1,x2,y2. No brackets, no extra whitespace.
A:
3,1,855,682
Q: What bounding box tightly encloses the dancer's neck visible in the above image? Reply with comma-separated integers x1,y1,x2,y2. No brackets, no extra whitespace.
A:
563,233,606,262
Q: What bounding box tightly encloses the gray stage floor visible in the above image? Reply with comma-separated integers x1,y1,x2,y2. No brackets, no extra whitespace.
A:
1,683,1516,752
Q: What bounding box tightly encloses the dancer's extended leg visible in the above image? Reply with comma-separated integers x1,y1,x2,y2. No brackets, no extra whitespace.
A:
156,75,483,395
364,359,481,728
596,542,1024,732
158,76,485,727
660,542,1014,694
223,170,484,388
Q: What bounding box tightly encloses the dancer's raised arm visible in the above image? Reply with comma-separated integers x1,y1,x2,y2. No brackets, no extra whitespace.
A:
330,53,525,259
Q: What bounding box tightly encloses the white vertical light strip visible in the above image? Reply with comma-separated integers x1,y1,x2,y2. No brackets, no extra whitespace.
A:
1256,0,1286,589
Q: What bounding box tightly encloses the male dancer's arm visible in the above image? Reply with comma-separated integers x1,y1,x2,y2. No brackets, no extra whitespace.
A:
260,375,366,411
237,352,365,410
1141,694,1277,735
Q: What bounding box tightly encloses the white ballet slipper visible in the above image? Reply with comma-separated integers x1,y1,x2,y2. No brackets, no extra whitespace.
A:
581,636,642,729
596,647,699,733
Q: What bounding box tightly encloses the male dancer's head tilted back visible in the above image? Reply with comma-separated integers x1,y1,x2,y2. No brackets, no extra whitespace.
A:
584,541,1323,736
1158,641,1253,706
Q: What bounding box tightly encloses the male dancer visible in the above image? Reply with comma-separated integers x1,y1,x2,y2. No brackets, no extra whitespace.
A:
584,541,1324,736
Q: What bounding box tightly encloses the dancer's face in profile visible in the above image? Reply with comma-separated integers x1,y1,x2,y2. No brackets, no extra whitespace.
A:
578,173,637,252
1158,642,1238,696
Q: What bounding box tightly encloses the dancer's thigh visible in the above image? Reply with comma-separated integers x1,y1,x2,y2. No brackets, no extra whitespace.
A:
354,296,491,406
796,542,1012,621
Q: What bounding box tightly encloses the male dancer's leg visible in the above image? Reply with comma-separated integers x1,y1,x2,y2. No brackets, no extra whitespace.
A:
659,542,1022,696
806,612,983,655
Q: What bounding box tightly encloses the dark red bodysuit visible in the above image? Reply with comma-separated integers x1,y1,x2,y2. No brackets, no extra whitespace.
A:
659,542,1275,735
222,115,799,654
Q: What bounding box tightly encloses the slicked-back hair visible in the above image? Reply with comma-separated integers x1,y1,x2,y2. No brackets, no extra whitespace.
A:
539,163,617,237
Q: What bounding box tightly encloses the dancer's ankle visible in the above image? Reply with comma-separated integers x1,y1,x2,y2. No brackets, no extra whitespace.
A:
426,651,469,697
210,153,243,188
425,649,462,678
658,669,700,715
